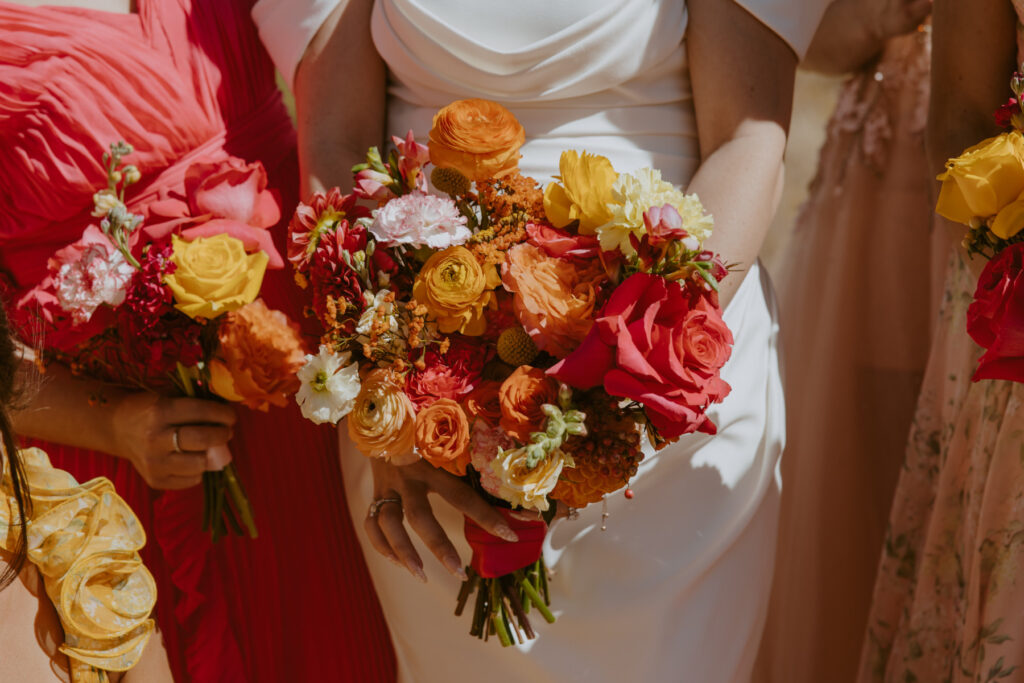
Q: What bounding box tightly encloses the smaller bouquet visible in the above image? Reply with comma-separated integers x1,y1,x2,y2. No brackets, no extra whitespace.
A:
18,142,306,540
936,69,1024,383
290,99,733,646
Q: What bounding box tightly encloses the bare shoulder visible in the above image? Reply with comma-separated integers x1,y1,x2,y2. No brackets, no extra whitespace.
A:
0,549,71,683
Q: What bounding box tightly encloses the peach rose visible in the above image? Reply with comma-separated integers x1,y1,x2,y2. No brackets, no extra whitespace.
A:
209,299,305,411
348,369,418,463
414,398,471,476
502,243,605,356
428,99,526,182
498,366,559,443
412,246,500,335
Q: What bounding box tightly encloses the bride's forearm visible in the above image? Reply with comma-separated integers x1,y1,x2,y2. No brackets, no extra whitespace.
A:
293,0,386,196
686,121,787,306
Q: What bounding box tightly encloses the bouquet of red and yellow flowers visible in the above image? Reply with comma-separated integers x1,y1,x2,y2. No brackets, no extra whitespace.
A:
290,99,733,645
937,70,1024,383
18,142,306,540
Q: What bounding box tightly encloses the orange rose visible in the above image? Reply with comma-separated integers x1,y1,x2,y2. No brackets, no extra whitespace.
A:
209,299,305,411
414,398,471,476
348,369,417,463
498,366,559,443
463,380,503,426
428,99,526,182
502,243,605,356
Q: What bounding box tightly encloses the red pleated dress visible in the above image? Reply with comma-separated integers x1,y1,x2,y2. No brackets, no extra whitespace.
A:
0,2,397,681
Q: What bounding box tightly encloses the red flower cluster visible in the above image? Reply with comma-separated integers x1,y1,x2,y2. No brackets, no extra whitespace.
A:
550,273,732,438
406,335,488,406
968,243,1024,382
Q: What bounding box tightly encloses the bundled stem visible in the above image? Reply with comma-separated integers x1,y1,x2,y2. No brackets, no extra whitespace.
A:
454,558,554,647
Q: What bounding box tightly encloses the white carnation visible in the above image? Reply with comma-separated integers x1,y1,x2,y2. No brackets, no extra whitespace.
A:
55,244,134,325
369,191,471,249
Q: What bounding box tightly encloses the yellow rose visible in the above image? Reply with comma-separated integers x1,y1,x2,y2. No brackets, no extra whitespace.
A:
491,447,568,512
991,192,1024,239
412,246,500,336
165,234,268,319
542,150,617,234
347,369,418,463
936,131,1024,226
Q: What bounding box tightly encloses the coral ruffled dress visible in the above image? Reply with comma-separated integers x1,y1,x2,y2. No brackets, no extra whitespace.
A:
0,2,395,681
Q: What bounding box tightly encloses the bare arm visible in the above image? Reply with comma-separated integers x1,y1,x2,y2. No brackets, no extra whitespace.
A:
12,355,235,490
928,0,1017,259
685,0,797,306
804,0,931,74
294,0,386,196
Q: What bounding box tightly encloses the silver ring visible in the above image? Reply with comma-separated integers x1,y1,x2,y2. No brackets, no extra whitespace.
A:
368,497,402,519
567,507,580,521
172,428,182,453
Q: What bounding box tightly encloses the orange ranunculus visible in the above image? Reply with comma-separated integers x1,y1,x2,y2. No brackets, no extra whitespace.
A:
428,99,526,182
412,246,500,335
502,243,605,356
348,369,418,463
209,299,305,411
463,380,503,426
414,398,471,476
498,366,559,443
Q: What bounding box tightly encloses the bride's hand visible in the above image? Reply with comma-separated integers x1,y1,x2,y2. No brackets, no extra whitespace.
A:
110,392,236,490
363,457,519,582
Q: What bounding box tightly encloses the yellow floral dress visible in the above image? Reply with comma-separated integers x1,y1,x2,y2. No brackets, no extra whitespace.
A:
0,447,156,683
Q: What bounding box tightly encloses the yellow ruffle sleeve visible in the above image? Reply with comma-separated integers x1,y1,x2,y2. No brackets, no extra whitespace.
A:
0,447,156,683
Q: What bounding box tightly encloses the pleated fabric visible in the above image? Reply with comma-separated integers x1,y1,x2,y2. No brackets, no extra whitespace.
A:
0,2,396,681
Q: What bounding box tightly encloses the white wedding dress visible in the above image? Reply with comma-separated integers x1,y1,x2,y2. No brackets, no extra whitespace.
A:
255,2,826,680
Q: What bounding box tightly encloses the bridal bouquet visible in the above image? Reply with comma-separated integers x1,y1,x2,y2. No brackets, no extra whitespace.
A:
291,99,733,645
937,70,1024,383
18,142,306,540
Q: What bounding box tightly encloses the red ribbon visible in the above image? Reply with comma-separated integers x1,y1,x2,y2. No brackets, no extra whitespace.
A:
464,508,547,579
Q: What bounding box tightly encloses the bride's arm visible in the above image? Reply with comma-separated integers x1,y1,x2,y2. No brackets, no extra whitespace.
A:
684,0,798,307
293,0,516,582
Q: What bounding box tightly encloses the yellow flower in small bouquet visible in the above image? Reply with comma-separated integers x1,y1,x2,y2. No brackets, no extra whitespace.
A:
543,150,617,233
165,233,268,319
937,130,1024,229
412,246,500,335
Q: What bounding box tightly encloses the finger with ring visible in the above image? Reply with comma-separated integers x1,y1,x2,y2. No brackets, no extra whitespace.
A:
368,497,402,519
172,427,183,453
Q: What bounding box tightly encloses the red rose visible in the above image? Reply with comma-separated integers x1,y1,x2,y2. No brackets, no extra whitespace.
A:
406,335,488,406
967,243,1024,382
525,222,601,261
549,272,732,438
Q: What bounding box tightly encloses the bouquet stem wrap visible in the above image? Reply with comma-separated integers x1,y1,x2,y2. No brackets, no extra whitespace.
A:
464,508,546,578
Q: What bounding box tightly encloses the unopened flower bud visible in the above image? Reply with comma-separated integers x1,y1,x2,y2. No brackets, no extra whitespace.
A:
123,165,141,185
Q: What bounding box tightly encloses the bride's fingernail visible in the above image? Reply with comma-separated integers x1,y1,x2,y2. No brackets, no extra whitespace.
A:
444,555,467,580
410,565,428,583
495,524,519,543
385,555,403,568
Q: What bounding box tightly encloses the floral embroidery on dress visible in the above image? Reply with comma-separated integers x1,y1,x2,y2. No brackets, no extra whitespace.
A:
0,447,156,682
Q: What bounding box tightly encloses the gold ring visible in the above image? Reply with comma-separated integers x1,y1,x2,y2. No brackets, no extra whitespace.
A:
368,497,402,519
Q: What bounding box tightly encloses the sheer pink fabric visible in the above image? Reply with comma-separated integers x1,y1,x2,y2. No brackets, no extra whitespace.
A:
753,29,935,683
0,2,395,681
855,6,1024,681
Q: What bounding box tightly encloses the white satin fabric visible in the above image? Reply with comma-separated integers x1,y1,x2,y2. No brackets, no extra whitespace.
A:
254,2,821,680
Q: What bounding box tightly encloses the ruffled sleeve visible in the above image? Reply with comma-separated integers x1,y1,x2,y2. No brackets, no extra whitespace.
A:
252,0,341,90
731,0,830,58
0,447,156,683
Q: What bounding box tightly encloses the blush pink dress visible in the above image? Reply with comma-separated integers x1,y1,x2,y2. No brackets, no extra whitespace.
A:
754,27,936,683
0,2,395,682
855,6,1024,682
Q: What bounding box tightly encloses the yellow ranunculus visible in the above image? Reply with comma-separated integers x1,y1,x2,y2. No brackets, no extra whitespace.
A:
542,150,617,234
936,131,1024,225
991,191,1024,239
412,246,500,336
165,233,268,319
